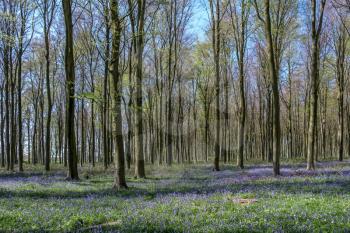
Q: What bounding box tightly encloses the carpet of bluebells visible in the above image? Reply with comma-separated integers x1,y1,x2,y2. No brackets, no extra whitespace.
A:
1,161,350,232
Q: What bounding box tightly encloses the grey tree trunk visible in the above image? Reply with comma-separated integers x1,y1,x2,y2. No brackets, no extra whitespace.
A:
62,0,79,180
264,0,281,175
307,0,326,170
43,0,55,172
133,0,146,178
335,24,347,162
110,0,127,189
209,0,221,171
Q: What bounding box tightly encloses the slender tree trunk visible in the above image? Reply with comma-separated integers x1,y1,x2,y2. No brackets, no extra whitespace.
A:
267,90,273,162
45,27,52,172
4,42,10,171
231,0,249,169
264,0,280,175
336,25,347,162
287,59,293,160
17,41,24,171
209,0,221,171
133,0,146,178
10,49,15,171
27,116,31,164
307,0,326,170
237,65,245,169
166,43,173,166
103,7,110,170
91,102,95,166
63,0,79,180
0,84,4,167
110,0,127,188
81,76,85,167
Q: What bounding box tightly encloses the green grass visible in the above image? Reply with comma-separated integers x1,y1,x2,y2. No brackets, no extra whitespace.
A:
0,161,350,232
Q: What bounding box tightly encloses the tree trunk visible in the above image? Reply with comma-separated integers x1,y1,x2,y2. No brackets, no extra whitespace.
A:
133,0,146,178
110,0,127,188
17,33,24,172
44,26,52,172
209,0,221,171
307,0,325,170
264,0,280,175
336,25,347,162
0,83,4,167
63,0,79,180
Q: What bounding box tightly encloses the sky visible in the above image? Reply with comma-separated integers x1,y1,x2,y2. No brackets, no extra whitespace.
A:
189,1,209,42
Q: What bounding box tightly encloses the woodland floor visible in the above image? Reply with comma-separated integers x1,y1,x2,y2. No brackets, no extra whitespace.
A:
1,160,350,232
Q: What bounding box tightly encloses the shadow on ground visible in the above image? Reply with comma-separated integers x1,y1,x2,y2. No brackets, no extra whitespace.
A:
0,160,349,200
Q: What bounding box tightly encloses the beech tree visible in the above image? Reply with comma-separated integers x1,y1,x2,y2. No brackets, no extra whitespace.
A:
62,0,79,180
253,0,281,175
208,0,222,171
307,0,326,170
128,0,146,178
36,0,56,171
332,21,348,162
110,0,127,189
229,0,251,169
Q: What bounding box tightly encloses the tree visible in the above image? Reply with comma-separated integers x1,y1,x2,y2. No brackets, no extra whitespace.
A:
128,0,146,178
208,0,222,171
62,0,79,180
254,0,281,175
17,0,34,171
0,80,4,168
37,0,56,171
165,0,176,166
307,0,326,170
333,22,348,161
110,0,127,189
229,0,250,169
1,0,13,171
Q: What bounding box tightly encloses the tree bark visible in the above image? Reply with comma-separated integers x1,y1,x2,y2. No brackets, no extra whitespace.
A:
63,0,79,180
110,0,127,189
335,25,347,162
209,0,221,171
264,0,281,175
133,0,146,178
43,0,55,171
307,0,326,170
